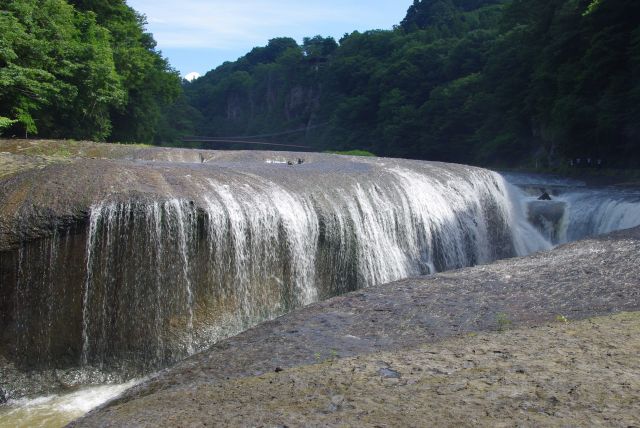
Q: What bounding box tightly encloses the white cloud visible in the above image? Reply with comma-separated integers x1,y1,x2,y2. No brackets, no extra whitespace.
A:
184,71,201,81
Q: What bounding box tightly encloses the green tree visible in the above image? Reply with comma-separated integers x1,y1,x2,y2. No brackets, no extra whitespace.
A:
0,0,123,139
0,0,179,142
69,0,181,143
170,0,638,168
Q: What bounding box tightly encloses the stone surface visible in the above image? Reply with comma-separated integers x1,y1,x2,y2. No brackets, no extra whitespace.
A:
3,140,639,425
77,312,640,427
70,227,640,426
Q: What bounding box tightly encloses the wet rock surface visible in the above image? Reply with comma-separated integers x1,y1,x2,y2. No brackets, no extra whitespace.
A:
71,227,640,426
0,138,485,252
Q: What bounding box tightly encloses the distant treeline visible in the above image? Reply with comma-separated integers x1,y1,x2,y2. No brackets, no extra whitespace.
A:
0,0,181,143
167,0,639,168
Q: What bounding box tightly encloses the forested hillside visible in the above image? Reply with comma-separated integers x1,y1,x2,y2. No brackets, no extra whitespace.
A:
1,0,637,167
176,0,639,168
0,0,180,143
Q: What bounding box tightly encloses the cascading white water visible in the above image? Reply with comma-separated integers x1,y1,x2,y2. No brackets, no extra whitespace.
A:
556,189,640,243
167,199,196,354
0,379,139,428
7,153,640,427
76,164,550,372
504,183,558,253
71,167,640,373
81,204,104,367
502,172,640,244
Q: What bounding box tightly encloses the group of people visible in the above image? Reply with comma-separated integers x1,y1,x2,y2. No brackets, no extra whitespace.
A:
569,158,603,168
287,158,305,165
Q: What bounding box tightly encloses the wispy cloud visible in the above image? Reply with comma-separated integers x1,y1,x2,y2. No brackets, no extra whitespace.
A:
129,0,406,49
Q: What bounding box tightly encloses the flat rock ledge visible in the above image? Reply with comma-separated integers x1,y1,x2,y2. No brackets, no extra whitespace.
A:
71,227,640,427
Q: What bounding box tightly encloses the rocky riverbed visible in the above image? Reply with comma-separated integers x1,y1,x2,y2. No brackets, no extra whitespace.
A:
70,227,640,426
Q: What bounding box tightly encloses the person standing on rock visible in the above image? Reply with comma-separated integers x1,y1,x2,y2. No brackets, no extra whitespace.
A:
538,188,552,201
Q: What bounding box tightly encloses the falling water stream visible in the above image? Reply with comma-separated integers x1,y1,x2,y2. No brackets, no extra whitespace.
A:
503,172,640,244
1,157,639,426
71,166,533,372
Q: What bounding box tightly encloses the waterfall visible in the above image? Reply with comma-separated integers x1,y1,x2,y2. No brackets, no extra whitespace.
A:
556,189,640,243
70,165,551,372
504,183,559,253
3,160,556,378
502,172,640,245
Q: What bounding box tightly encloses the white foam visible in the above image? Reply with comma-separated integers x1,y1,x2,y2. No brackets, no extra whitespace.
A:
1,380,137,428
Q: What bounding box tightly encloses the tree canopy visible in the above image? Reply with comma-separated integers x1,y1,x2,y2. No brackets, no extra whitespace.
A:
172,0,639,168
0,0,180,142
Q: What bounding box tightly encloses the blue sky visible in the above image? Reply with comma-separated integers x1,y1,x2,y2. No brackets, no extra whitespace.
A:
127,0,411,78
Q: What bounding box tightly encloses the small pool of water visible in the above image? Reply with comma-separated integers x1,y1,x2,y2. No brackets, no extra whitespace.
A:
0,380,137,428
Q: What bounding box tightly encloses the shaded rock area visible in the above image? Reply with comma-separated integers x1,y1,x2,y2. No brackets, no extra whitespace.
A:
71,227,640,426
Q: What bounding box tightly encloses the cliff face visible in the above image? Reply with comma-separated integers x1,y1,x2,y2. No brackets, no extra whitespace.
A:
211,81,321,139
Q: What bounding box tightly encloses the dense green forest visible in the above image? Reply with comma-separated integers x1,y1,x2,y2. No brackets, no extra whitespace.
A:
172,0,639,168
1,0,638,167
0,0,180,143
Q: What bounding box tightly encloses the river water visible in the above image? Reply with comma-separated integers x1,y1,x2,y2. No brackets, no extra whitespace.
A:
503,172,640,243
0,380,137,428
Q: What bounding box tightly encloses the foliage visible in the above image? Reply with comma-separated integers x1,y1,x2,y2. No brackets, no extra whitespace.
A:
495,312,512,332
2,0,636,165
583,0,603,16
0,116,17,130
0,0,180,142
168,0,638,168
